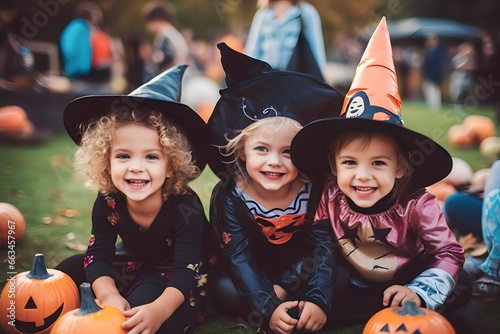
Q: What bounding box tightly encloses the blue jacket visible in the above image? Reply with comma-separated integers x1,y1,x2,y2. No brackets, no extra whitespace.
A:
60,18,92,77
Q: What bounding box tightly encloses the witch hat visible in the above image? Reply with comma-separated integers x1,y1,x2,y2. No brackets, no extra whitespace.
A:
64,65,208,171
291,17,452,190
207,42,344,177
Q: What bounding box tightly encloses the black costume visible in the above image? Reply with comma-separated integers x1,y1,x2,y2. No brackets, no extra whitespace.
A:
58,191,209,334
210,180,336,326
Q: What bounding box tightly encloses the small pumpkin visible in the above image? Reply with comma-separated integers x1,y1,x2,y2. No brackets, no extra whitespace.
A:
0,106,28,132
447,124,474,148
0,254,79,334
363,300,455,334
0,203,26,248
426,181,456,202
50,282,127,334
480,136,500,160
463,114,496,144
442,157,473,187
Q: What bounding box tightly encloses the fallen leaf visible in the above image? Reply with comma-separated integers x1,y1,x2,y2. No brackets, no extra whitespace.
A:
63,241,87,251
59,208,78,218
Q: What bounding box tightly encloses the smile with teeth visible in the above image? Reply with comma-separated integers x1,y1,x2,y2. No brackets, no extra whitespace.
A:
127,179,149,186
353,186,376,194
262,171,284,178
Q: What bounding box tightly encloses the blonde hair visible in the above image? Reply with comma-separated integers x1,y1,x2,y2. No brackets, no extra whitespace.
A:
74,109,199,197
326,130,412,198
224,116,302,181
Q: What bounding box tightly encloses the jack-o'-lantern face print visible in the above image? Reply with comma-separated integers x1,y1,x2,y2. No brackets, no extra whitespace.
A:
338,220,397,282
256,214,305,245
13,299,65,334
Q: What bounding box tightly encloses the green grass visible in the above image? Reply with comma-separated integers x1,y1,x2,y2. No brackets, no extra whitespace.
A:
0,101,499,333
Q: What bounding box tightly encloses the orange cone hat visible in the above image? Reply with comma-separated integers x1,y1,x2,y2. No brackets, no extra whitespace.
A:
290,16,453,190
340,16,403,124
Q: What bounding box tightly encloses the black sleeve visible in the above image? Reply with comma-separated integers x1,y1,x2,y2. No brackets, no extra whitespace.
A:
166,191,205,299
85,194,118,284
210,181,282,320
302,183,337,316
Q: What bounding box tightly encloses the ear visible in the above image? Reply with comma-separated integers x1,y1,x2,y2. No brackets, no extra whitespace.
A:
395,163,407,179
166,167,174,179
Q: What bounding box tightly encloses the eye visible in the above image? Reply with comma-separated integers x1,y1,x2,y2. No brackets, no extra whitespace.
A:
146,154,159,160
116,153,129,159
342,160,356,166
373,160,386,166
282,149,291,156
255,146,268,152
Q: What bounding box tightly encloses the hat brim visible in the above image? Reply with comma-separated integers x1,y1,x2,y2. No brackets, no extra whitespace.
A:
64,95,208,172
291,118,452,191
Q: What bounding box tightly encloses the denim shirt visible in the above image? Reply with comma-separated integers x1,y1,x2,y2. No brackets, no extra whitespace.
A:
245,2,326,71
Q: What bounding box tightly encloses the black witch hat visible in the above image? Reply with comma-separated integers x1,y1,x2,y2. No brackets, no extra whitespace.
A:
64,65,208,171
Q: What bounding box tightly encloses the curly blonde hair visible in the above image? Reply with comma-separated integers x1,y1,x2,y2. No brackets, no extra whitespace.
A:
74,109,199,197
224,116,303,182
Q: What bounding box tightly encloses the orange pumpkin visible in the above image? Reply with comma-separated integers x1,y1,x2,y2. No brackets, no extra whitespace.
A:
363,300,455,334
427,182,456,202
0,203,26,248
50,282,127,334
463,114,496,144
0,106,28,132
447,124,473,148
0,254,79,334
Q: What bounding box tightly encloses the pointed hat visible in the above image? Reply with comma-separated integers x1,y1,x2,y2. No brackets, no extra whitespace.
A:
206,42,344,177
64,65,208,171
291,17,452,190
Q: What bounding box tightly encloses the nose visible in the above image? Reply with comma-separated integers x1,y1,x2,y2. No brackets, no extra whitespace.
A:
355,165,372,180
266,152,282,167
128,159,144,173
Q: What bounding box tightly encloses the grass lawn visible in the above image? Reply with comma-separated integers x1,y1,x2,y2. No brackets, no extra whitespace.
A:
0,101,499,333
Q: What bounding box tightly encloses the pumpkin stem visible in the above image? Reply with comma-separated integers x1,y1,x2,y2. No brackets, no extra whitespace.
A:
394,300,426,316
26,253,53,279
76,282,103,315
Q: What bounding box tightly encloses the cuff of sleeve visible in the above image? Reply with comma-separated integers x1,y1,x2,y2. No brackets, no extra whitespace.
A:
405,268,455,310
85,261,113,285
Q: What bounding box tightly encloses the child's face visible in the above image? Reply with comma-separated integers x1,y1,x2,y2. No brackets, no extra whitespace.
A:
332,134,404,208
110,124,173,204
242,126,299,194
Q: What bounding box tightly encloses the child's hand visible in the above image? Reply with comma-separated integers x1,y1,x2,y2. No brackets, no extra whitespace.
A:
122,303,166,334
296,301,327,332
269,300,299,334
100,294,130,312
383,285,421,307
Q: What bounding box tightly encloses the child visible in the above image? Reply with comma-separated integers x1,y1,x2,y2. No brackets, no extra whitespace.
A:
290,18,485,333
207,43,344,333
58,65,210,334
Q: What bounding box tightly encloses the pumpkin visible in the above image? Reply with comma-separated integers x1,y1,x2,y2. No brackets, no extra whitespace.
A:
50,282,127,334
0,254,79,334
363,300,455,334
463,114,496,144
0,106,28,132
426,181,456,202
447,124,473,148
471,168,490,189
0,203,26,248
480,136,500,160
442,157,473,187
